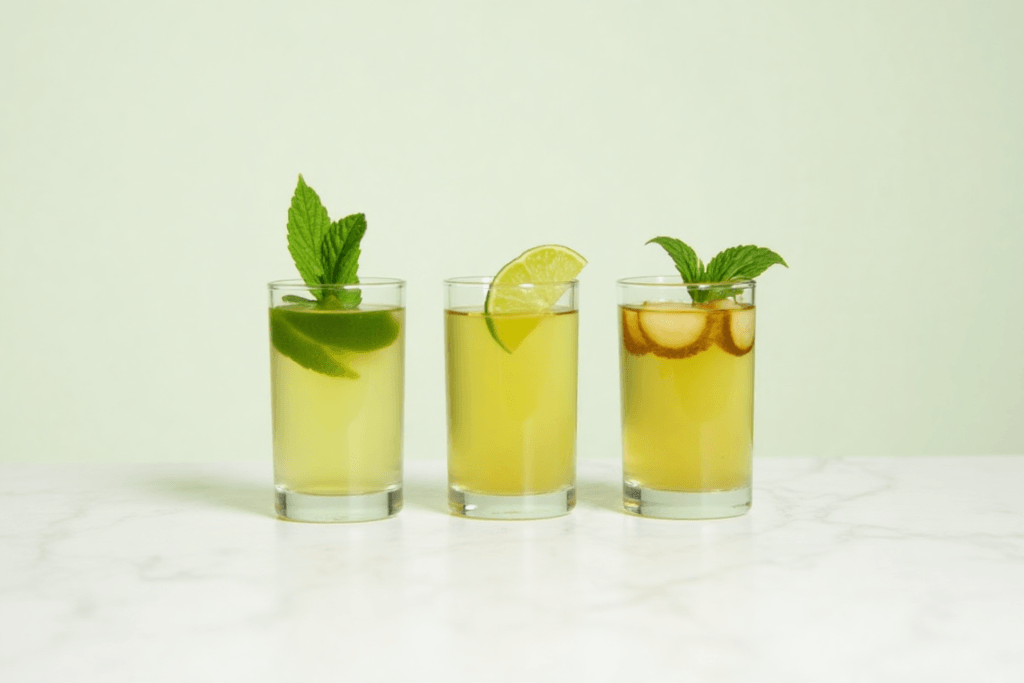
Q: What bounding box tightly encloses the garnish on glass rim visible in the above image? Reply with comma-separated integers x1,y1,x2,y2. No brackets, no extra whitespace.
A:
647,237,787,303
285,174,366,308
484,244,587,352
270,175,397,379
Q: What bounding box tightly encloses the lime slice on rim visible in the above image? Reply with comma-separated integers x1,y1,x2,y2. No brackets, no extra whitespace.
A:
484,244,587,352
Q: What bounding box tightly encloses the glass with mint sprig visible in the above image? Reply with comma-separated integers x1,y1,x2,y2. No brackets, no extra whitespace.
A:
616,236,786,520
646,237,788,302
270,175,401,379
268,175,405,523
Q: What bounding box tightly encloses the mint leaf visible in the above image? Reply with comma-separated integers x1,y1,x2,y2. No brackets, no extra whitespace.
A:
318,213,366,308
647,236,787,303
285,176,370,310
282,294,315,304
287,175,332,292
321,213,366,283
705,245,788,282
647,237,705,282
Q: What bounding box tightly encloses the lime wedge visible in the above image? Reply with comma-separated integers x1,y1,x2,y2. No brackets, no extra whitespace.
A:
271,312,359,378
272,307,399,352
484,244,586,352
270,307,401,378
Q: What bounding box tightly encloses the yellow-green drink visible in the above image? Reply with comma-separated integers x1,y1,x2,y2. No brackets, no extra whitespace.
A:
446,307,578,499
619,238,785,518
619,297,754,517
269,284,405,522
444,245,585,519
268,175,406,522
272,304,404,489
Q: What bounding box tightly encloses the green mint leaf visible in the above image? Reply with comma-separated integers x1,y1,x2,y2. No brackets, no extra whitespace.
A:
287,174,332,292
646,237,705,282
321,213,366,284
319,213,366,308
282,294,315,304
705,245,788,282
647,236,787,304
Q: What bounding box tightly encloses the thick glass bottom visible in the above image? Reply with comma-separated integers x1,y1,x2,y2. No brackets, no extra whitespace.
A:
275,486,402,523
623,480,750,519
448,485,575,520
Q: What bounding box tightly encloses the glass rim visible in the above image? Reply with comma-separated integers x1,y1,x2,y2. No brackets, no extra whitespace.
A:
268,277,405,291
616,275,755,290
444,276,579,288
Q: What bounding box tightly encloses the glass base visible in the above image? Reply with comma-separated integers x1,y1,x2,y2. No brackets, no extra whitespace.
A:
448,485,575,520
623,480,750,519
275,486,402,523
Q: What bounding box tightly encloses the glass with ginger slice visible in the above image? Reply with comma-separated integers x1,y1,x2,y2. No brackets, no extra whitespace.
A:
618,277,755,518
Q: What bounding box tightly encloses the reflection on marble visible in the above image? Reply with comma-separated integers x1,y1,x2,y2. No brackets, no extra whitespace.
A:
1,457,1023,682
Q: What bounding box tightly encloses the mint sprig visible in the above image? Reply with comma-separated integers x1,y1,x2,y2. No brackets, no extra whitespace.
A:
705,245,788,282
321,213,366,285
647,237,787,302
286,175,366,306
647,237,705,282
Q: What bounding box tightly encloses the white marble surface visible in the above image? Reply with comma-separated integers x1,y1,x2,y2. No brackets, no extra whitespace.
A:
2,457,1023,683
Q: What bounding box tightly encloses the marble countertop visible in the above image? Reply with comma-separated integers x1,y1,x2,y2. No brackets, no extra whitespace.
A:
2,456,1023,683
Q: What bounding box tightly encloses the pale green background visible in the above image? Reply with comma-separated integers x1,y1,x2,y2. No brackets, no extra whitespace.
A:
1,1,1021,463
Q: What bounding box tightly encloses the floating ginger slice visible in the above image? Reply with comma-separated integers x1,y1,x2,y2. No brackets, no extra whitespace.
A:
717,306,755,356
636,302,710,359
621,307,650,355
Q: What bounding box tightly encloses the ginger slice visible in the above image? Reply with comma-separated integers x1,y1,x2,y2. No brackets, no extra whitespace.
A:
621,307,650,356
636,303,710,359
718,306,755,356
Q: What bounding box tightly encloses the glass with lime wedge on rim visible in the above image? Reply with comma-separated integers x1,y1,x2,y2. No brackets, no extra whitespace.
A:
445,245,586,519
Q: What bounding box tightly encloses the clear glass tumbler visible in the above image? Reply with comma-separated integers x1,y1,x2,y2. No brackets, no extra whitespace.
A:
618,276,755,519
444,277,579,519
269,278,405,522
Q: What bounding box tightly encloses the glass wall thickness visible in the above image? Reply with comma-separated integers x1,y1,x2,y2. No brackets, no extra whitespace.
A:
445,277,579,519
618,277,755,519
269,278,406,522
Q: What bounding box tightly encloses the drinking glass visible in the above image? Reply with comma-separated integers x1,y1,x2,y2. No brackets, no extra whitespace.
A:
445,277,579,519
618,277,755,519
269,278,405,522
